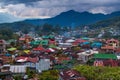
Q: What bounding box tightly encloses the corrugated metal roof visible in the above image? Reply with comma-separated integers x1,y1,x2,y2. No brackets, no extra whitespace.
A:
94,54,117,59
10,65,26,73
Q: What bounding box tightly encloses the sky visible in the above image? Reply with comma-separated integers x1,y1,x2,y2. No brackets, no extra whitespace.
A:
0,0,120,19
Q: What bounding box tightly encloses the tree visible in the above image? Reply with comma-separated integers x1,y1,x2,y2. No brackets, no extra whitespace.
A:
38,70,59,80
73,65,120,80
26,68,36,79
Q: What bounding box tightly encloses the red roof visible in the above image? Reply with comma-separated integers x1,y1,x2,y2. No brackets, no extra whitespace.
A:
101,45,115,50
19,38,25,41
103,59,118,67
72,39,87,46
55,57,71,64
60,69,86,80
27,57,39,63
16,56,27,60
15,56,39,63
106,38,119,44
33,47,45,51
74,39,87,43
45,49,53,53
49,40,56,45
116,48,120,53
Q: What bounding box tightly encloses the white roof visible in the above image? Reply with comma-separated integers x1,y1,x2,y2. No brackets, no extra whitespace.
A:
10,65,27,73
66,39,75,43
117,56,120,59
59,43,72,45
16,58,28,62
49,48,55,52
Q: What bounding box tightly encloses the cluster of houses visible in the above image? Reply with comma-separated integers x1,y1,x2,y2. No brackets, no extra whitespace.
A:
0,33,120,79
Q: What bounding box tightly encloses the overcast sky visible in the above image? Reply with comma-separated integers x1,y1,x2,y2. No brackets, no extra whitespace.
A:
0,0,120,18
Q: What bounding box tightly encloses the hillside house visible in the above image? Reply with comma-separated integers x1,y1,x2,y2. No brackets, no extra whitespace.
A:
77,49,99,63
0,40,6,54
59,69,86,80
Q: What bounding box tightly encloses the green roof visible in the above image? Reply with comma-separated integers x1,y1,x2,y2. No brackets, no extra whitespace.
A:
94,54,117,59
7,48,17,51
30,40,41,45
42,36,49,39
49,35,54,39
30,40,48,46
40,40,49,45
49,44,57,48
42,35,54,39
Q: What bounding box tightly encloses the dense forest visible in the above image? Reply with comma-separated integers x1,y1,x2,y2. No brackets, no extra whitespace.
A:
74,65,120,80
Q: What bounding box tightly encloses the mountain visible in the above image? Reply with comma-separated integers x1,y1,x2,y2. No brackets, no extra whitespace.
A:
24,10,120,26
0,12,23,23
0,10,120,31
89,16,120,29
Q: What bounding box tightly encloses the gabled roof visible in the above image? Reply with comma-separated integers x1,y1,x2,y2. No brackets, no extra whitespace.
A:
40,40,49,45
106,38,119,44
15,56,39,63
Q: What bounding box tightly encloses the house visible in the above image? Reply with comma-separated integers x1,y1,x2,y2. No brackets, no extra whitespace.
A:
59,69,86,80
93,59,118,67
0,54,12,64
66,39,75,43
103,59,118,67
115,48,120,59
101,39,119,53
58,43,72,49
72,39,86,46
93,53,117,60
7,47,17,54
36,58,51,73
19,34,32,43
106,38,119,48
45,48,55,53
49,40,56,45
0,40,6,54
101,45,116,53
80,41,91,49
9,65,27,73
40,40,49,46
91,42,102,49
30,40,41,46
32,46,45,54
15,56,51,73
0,71,12,80
0,64,12,80
54,56,71,64
77,50,99,63
0,59,3,66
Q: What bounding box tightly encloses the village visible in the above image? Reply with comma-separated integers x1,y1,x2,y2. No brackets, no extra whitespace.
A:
0,28,120,80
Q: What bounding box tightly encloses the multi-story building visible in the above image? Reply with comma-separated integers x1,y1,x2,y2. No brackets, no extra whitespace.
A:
0,40,6,54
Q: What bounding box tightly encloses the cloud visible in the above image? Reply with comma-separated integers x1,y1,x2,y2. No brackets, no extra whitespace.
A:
1,0,43,5
0,0,120,18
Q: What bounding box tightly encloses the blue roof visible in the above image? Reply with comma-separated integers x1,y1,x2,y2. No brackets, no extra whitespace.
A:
5,53,11,56
80,41,90,46
91,42,102,48
81,37,89,40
